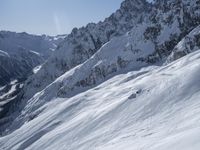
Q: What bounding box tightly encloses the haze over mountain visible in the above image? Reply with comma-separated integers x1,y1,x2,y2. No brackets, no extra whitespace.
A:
0,0,200,150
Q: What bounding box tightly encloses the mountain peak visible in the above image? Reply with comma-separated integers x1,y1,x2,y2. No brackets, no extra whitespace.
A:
120,0,150,12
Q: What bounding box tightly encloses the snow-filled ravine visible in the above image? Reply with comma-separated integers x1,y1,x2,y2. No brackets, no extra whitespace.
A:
0,49,200,150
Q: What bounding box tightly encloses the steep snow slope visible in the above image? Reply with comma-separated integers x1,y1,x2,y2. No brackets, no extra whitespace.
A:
1,50,200,150
168,25,200,62
0,80,23,120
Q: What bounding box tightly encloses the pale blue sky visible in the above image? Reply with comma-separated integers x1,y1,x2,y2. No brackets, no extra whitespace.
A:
0,0,123,35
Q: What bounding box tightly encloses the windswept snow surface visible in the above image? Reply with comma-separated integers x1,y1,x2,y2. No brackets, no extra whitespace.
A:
1,50,200,150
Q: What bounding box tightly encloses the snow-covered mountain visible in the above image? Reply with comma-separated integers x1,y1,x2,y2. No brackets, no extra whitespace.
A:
0,31,66,130
0,30,67,81
1,48,200,150
1,0,200,149
21,0,150,100
0,31,54,58
0,48,43,86
0,31,66,86
21,0,200,102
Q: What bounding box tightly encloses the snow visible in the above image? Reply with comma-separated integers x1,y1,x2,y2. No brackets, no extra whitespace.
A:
0,86,6,91
149,127,200,150
20,27,154,109
33,65,42,74
1,50,200,150
0,50,9,57
10,80,18,85
22,0,199,113
167,25,200,62
0,31,65,86
0,80,17,100
178,25,200,51
0,31,61,59
158,19,181,45
29,50,41,56
53,35,67,41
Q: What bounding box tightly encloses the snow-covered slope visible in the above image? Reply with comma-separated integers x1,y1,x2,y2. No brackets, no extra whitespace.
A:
1,49,200,150
168,25,200,62
0,80,23,122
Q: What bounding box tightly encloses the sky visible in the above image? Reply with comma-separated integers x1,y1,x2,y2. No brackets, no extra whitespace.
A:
0,0,123,36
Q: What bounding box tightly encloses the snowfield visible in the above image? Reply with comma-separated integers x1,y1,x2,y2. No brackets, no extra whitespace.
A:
1,50,200,150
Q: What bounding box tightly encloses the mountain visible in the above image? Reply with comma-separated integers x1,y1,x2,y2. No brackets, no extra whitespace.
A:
21,0,150,101
1,48,200,150
21,0,200,102
0,31,66,86
0,48,43,86
0,31,66,130
0,31,56,58
1,0,200,149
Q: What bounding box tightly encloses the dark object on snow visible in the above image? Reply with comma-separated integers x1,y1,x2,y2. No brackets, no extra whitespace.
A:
128,89,142,99
136,89,142,94
128,93,137,99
